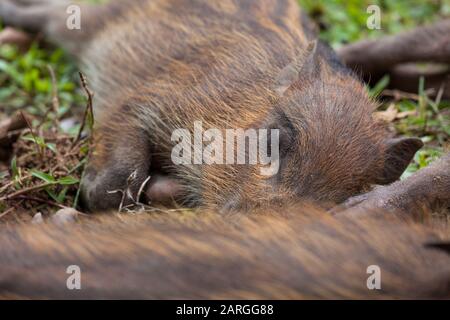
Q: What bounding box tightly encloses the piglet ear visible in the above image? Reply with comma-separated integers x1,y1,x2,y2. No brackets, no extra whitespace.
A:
274,40,318,96
376,137,423,185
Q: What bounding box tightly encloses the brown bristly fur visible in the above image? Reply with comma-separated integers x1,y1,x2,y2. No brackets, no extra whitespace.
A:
75,0,391,210
0,204,449,299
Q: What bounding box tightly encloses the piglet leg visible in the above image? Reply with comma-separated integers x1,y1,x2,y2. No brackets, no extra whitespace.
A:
335,152,450,219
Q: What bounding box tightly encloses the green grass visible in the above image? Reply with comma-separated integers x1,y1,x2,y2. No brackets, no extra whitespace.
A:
0,42,84,129
0,27,89,215
299,0,450,47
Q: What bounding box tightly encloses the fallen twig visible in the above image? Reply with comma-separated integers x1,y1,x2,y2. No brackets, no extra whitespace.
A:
0,173,32,195
72,72,94,148
47,65,60,128
20,111,44,160
15,195,67,210
0,207,15,219
0,182,54,202
382,89,422,101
